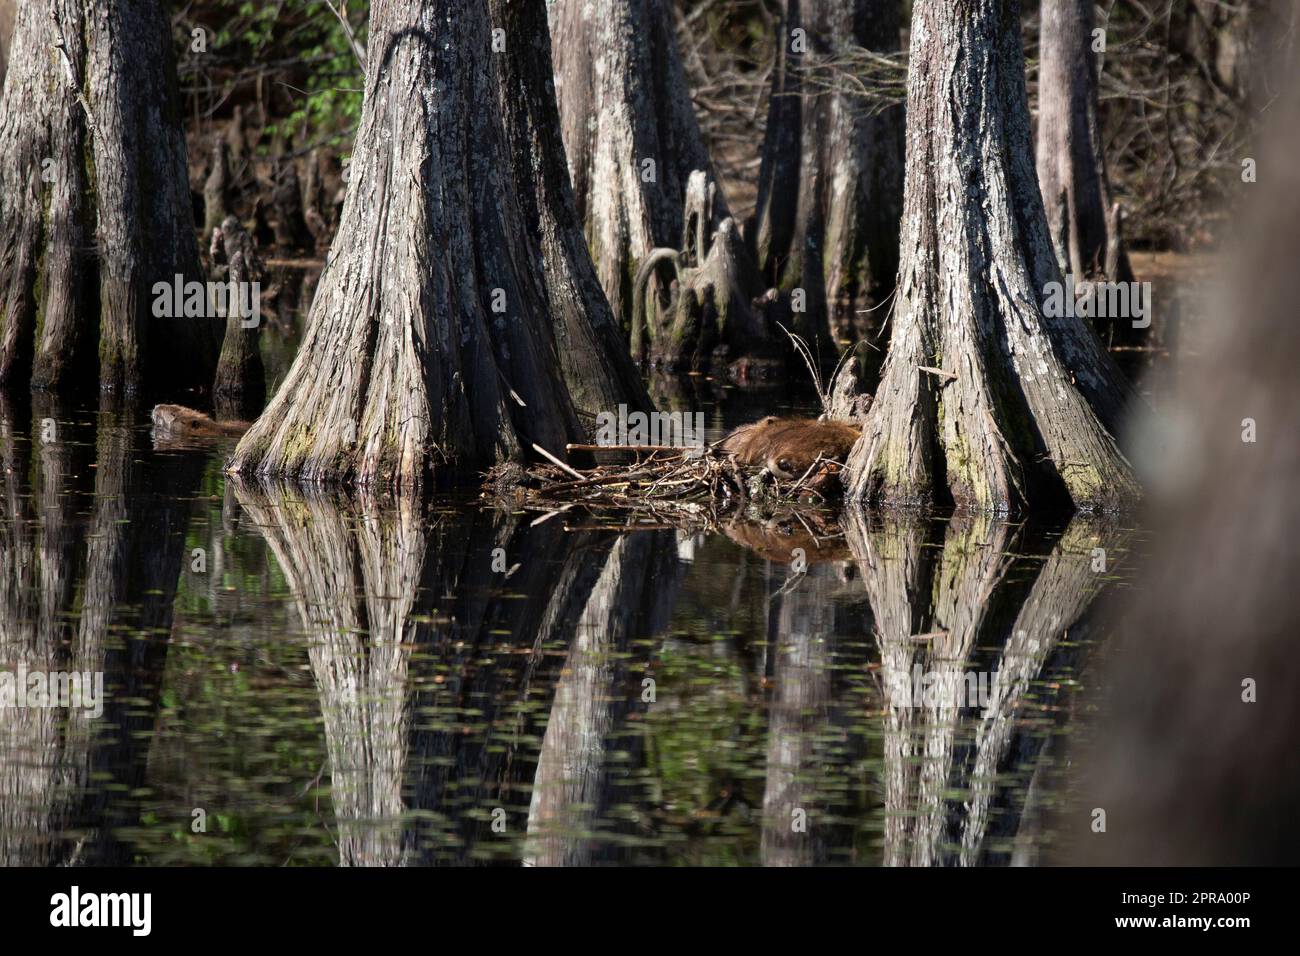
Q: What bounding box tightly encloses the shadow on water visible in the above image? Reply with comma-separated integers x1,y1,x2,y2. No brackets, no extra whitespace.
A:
0,401,1141,865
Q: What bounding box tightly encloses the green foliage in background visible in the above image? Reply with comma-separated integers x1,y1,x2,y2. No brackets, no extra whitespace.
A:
177,0,369,148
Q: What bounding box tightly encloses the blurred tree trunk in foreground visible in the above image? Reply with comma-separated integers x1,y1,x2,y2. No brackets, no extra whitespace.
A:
1076,64,1300,865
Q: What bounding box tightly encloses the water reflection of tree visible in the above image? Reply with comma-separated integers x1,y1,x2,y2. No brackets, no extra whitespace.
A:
524,530,679,866
843,510,1129,866
698,520,869,866
0,393,88,865
235,482,681,865
0,396,202,865
760,560,842,866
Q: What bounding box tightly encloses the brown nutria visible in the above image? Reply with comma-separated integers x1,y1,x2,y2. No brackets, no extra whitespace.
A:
151,404,250,437
717,416,862,482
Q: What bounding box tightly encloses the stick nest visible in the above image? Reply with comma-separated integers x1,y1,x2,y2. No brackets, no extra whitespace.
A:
483,448,849,559
484,446,846,515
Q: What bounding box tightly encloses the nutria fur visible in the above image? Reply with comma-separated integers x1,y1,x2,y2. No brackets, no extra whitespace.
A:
717,416,862,480
151,404,250,437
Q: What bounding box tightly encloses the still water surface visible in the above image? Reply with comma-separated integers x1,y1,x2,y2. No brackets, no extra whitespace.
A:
0,387,1142,866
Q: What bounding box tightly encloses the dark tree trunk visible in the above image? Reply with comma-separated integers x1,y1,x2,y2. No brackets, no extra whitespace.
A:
1036,0,1134,301
550,0,776,371
0,0,217,393
211,216,265,420
271,156,311,252
230,0,587,490
840,0,1139,514
489,0,652,422
753,0,905,378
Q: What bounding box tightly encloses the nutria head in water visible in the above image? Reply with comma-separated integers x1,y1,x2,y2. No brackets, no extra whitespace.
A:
151,404,249,437
717,416,862,481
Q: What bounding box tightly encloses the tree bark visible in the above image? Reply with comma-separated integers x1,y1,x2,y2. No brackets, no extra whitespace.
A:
0,0,217,393
230,0,587,490
550,0,723,328
211,215,265,420
1036,0,1134,303
840,0,1139,514
753,0,904,375
202,139,232,246
549,0,775,371
489,0,652,422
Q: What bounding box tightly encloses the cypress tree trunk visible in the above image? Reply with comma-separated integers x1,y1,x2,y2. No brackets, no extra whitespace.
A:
1078,74,1300,865
202,139,232,247
489,0,651,421
0,0,216,393
1036,0,1132,289
230,0,586,490
753,0,904,374
841,0,1139,514
550,0,722,327
549,0,775,370
211,216,265,420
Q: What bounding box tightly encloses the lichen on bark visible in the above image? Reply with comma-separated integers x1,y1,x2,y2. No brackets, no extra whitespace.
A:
230,0,587,491
840,0,1139,515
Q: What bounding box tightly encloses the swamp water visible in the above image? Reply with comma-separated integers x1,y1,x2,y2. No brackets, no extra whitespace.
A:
0,388,1144,866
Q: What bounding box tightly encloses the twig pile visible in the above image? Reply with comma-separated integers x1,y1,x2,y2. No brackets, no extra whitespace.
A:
485,445,844,514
